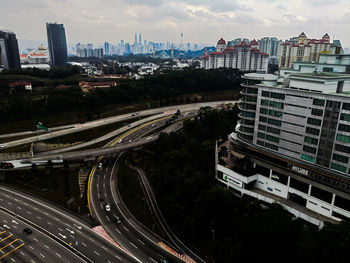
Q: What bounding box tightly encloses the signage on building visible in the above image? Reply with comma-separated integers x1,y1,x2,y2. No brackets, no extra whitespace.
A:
291,165,309,176
223,174,243,188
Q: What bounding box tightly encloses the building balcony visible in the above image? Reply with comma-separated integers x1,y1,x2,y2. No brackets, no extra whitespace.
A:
237,125,254,136
239,97,257,104
238,112,256,120
238,119,255,128
238,103,256,112
240,89,258,96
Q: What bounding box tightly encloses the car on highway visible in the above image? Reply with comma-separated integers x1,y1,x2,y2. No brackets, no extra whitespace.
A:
114,216,122,224
0,162,14,169
146,137,152,141
128,139,132,143
151,123,156,127
160,258,168,263
0,144,6,149
105,204,111,212
118,139,122,144
98,163,102,169
23,228,32,235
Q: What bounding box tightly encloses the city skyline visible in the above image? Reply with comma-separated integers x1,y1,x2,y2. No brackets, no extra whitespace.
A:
0,0,349,48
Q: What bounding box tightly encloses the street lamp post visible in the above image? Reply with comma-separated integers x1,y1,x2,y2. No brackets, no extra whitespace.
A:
211,229,215,263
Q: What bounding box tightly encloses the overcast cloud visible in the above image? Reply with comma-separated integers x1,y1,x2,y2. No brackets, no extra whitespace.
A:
0,0,349,48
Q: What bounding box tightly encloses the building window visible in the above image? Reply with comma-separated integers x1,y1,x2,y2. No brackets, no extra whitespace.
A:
342,103,350,111
259,116,267,122
311,108,323,116
334,144,350,154
340,113,350,122
269,101,284,109
258,124,266,131
268,118,282,127
261,99,269,106
304,136,318,145
268,110,283,117
265,142,279,151
260,108,268,115
313,99,325,106
262,91,270,97
336,134,350,143
301,154,316,163
306,127,320,136
270,92,285,100
257,140,264,146
303,145,317,154
307,117,322,126
338,124,350,132
266,134,279,143
257,132,265,139
332,153,349,164
331,162,347,173
267,126,281,135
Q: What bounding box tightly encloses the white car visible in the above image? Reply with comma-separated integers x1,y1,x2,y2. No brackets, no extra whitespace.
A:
98,163,102,169
105,204,111,212
0,144,6,149
146,137,152,141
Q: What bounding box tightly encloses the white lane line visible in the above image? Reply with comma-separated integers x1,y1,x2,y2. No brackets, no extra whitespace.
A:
20,252,25,256
30,260,35,263
23,202,28,206
16,207,21,210
47,221,52,225
14,198,19,202
29,245,34,250
33,237,38,242
7,202,12,205
94,251,100,256
56,253,62,258
26,211,31,215
82,242,87,247
123,226,129,232
70,235,74,239
58,228,63,232
44,212,49,216
115,228,122,235
44,245,50,249
106,216,110,222
130,242,138,249
34,207,39,211
54,217,59,221
103,183,106,188
149,257,158,263
40,254,45,258
36,216,41,220
89,237,94,242
102,246,108,251
10,258,15,262
12,225,17,229
137,239,145,245
98,193,100,198
115,255,121,260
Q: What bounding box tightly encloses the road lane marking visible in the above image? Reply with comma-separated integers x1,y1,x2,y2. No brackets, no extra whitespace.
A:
123,226,129,232
29,246,34,250
102,246,107,251
0,234,13,243
130,242,138,249
44,245,49,249
47,222,52,225
0,243,24,260
26,211,31,215
106,216,110,222
115,229,122,235
16,207,21,210
20,251,25,256
11,258,15,262
56,253,62,258
137,239,145,245
36,216,41,220
33,238,38,242
94,251,100,256
149,257,158,263
82,242,87,247
40,254,45,258
58,228,63,232
115,255,121,260
0,239,19,251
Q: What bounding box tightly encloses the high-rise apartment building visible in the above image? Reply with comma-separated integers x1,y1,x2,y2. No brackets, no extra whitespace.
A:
46,22,68,68
217,71,350,224
0,29,21,70
258,37,282,65
200,38,269,72
279,32,332,68
104,42,110,56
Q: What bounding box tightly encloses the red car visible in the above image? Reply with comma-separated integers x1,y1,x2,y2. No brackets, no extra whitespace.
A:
0,162,14,169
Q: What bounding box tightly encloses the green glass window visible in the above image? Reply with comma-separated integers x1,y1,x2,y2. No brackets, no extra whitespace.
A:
301,154,315,163
336,134,350,143
340,113,350,122
311,108,323,116
333,153,349,164
331,163,347,173
304,136,318,145
313,99,325,106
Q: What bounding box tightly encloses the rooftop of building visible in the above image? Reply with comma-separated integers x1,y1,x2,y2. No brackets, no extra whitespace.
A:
292,72,350,79
243,72,278,81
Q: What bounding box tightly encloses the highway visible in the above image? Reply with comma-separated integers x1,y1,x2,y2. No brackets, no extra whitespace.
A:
88,117,198,263
0,185,139,263
0,101,231,149
0,209,85,263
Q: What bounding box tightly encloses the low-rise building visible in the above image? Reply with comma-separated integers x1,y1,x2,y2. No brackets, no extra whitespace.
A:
79,81,117,92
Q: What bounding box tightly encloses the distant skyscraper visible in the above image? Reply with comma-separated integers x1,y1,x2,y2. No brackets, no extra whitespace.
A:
258,37,282,65
104,41,110,56
0,29,21,70
46,22,68,68
134,33,138,46
139,33,142,46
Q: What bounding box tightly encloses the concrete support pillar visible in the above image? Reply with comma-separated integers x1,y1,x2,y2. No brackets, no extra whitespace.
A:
269,169,273,179
253,162,256,169
308,184,312,196
287,176,291,187
331,193,336,206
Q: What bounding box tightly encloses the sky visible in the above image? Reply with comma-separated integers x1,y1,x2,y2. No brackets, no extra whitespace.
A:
0,0,349,48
